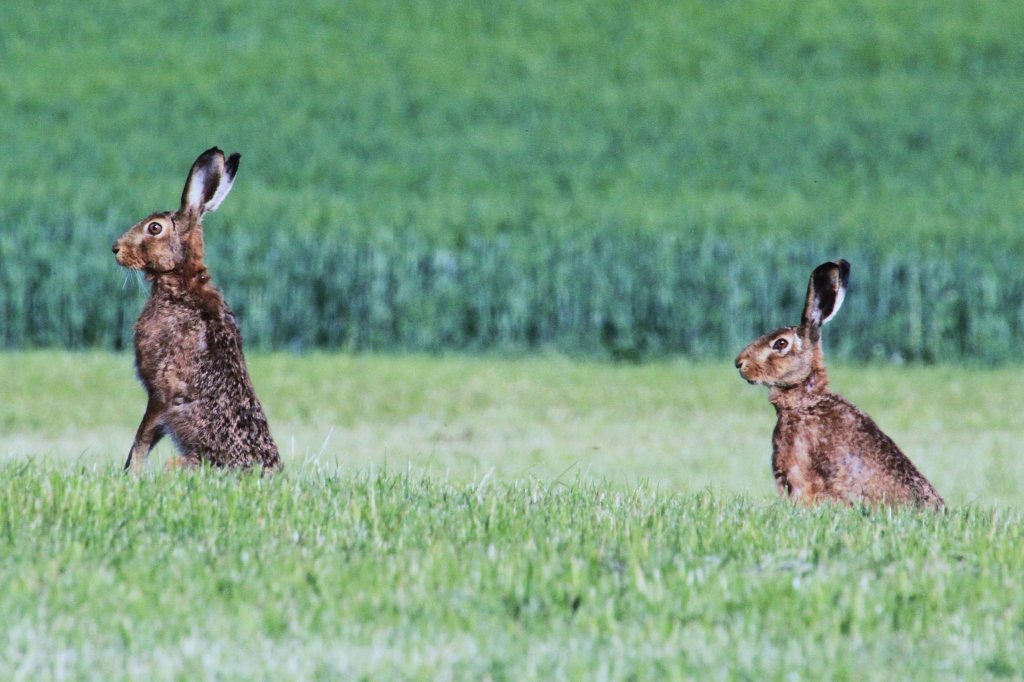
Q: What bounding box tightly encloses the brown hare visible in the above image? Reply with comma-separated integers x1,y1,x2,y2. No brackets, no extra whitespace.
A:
113,147,280,473
735,259,943,509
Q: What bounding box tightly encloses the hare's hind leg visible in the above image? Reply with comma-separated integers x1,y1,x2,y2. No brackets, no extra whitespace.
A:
124,397,165,473
165,454,201,472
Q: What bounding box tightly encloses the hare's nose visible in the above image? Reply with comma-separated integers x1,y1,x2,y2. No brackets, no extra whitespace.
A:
112,243,120,255
734,357,744,369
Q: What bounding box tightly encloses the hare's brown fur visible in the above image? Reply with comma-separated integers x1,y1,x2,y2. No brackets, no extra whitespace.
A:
735,260,943,509
113,148,280,472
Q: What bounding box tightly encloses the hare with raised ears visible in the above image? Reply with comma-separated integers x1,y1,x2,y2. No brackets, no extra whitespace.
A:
113,147,280,473
734,259,942,509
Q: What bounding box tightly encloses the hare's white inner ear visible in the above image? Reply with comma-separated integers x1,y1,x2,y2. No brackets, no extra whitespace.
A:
203,172,235,213
819,286,847,326
184,166,217,214
807,293,827,326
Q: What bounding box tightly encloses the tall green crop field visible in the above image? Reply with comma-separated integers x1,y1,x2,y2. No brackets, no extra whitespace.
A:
3,1,1024,358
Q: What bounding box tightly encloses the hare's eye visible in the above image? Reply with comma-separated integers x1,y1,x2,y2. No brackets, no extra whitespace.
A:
146,222,163,236
772,338,789,351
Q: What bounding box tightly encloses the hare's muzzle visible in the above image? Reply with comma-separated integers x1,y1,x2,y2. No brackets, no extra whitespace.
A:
112,238,134,268
112,240,125,266
734,354,758,384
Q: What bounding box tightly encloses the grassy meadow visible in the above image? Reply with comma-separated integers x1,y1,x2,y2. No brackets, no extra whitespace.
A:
4,351,1023,505
2,465,1022,680
1,352,1023,679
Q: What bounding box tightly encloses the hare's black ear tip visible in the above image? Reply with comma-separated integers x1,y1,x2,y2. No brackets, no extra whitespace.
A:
815,259,850,280
836,258,851,283
226,152,241,174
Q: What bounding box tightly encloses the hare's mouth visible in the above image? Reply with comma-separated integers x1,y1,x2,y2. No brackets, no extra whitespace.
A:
737,369,763,386
115,252,150,271
115,253,142,269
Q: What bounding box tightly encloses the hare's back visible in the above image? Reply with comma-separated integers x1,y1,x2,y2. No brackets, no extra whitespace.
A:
812,395,943,508
161,308,279,467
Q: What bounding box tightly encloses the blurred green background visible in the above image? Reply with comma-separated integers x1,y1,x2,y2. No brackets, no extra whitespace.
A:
2,1,1024,360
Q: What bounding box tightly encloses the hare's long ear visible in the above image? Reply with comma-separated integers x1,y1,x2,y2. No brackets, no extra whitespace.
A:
180,147,241,216
801,259,850,330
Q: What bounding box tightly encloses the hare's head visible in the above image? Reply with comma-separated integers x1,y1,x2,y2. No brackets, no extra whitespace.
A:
735,259,850,390
113,148,239,279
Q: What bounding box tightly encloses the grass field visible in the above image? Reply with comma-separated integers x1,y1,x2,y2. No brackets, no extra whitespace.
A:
2,355,1023,679
0,465,1021,680
4,351,1023,505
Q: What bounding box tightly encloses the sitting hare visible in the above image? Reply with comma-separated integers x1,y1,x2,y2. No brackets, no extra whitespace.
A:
113,147,280,472
735,259,942,509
